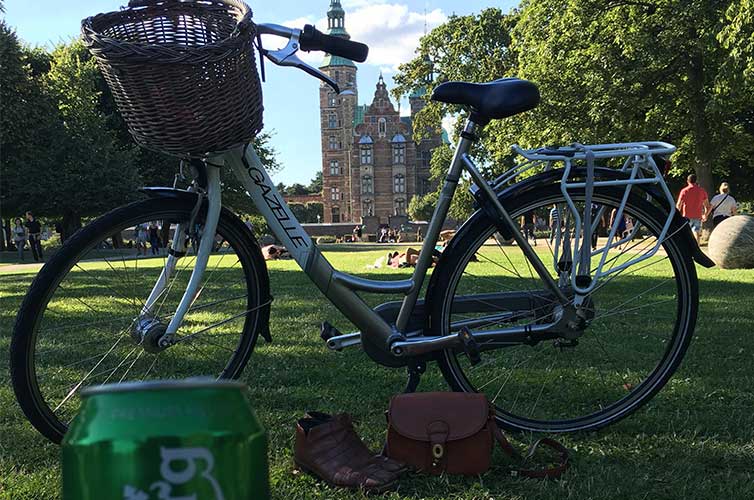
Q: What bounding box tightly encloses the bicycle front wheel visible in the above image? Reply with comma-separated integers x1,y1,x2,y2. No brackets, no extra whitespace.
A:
429,184,698,433
11,197,269,443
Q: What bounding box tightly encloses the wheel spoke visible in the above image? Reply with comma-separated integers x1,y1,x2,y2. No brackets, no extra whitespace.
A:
440,191,692,432
15,203,263,443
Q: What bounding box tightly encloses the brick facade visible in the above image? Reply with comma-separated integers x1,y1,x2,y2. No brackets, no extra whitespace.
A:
318,0,441,224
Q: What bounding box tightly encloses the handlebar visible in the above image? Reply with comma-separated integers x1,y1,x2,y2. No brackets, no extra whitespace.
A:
256,23,368,94
299,25,369,63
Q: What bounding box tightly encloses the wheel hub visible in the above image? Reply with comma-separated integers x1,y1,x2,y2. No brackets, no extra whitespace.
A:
131,317,170,354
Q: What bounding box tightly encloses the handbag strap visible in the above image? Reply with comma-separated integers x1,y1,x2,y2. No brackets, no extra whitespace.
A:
710,193,729,214
491,422,570,479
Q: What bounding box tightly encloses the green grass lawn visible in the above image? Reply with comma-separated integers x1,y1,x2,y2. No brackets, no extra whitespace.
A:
1,245,753,499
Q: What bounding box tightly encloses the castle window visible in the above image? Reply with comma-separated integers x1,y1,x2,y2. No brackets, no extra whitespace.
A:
331,206,340,223
329,94,337,107
363,199,373,217
328,112,338,128
329,160,340,176
334,71,340,82
360,146,372,165
394,174,405,194
420,177,431,195
331,186,340,201
329,136,338,150
421,150,431,168
393,144,405,164
361,175,373,195
394,199,406,216
378,118,387,137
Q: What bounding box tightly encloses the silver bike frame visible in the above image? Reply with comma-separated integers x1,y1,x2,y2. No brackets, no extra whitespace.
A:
142,118,569,354
139,128,682,360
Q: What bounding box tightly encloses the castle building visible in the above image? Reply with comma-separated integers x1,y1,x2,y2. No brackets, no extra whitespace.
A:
318,0,444,224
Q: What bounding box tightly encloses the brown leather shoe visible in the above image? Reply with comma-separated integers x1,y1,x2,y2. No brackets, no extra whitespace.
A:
303,411,406,474
294,413,403,492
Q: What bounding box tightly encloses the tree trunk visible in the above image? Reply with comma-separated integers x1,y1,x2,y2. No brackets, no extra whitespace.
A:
1,218,9,252
160,222,170,248
61,212,82,243
688,51,715,197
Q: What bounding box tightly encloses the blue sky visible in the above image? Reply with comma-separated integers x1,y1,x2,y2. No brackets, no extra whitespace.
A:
3,0,519,185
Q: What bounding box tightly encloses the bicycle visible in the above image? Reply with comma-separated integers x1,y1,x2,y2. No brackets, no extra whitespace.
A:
10,0,714,444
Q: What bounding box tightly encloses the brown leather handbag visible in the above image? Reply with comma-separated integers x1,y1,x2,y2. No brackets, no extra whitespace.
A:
385,392,569,478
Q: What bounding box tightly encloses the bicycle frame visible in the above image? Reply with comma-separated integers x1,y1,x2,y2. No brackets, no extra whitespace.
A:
143,118,571,357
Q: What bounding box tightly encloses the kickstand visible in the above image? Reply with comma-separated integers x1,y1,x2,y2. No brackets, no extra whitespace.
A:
403,361,426,394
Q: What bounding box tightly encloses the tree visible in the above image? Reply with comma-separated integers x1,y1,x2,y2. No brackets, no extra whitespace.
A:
289,202,323,223
2,37,141,240
41,42,140,238
0,22,68,243
307,171,323,194
220,132,281,214
394,2,754,199
408,191,438,222
394,9,518,165
393,9,518,220
512,0,754,196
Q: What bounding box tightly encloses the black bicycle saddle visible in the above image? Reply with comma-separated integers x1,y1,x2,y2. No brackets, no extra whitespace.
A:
431,78,540,123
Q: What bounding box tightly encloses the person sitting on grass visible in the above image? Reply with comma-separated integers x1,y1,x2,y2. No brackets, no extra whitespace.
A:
262,245,291,260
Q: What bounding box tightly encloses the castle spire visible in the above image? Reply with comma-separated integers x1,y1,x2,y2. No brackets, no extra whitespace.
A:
321,0,355,68
327,0,350,39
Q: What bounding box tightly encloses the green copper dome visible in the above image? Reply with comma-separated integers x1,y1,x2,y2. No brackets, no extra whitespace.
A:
321,0,356,68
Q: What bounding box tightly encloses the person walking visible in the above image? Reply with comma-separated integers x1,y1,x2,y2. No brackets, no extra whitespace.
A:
609,208,628,249
675,174,710,245
521,211,537,246
148,221,161,255
12,217,28,262
548,205,560,243
709,182,738,228
135,223,148,255
24,212,44,262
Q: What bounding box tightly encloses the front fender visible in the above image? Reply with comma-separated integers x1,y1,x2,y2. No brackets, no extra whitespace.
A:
471,168,713,268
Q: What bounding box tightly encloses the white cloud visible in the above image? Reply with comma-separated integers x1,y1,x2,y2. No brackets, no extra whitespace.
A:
346,5,446,70
282,3,447,72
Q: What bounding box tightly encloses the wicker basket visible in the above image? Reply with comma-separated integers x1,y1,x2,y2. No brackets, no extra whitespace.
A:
81,0,263,156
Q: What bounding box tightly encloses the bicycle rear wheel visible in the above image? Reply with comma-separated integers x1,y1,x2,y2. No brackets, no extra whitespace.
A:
429,184,698,433
11,197,269,443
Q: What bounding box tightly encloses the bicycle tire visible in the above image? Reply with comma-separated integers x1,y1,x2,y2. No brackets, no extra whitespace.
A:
428,184,698,433
11,197,269,443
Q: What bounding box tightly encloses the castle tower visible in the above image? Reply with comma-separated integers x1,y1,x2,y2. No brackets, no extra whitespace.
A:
320,0,358,223
408,54,441,197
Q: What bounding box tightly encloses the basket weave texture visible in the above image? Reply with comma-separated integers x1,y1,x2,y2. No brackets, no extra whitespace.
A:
81,0,263,156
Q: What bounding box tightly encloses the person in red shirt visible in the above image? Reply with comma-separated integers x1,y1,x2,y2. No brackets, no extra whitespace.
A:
676,174,711,245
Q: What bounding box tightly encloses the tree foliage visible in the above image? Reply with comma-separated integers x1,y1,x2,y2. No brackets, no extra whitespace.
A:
394,1,754,201
1,29,282,239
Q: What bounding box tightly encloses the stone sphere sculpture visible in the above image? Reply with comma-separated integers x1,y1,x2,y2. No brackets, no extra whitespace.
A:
707,215,754,269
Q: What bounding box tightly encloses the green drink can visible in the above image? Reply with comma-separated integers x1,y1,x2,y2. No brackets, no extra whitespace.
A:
62,379,269,500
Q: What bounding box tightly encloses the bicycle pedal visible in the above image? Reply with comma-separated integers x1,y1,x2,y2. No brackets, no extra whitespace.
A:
554,338,579,350
320,321,342,343
459,327,481,366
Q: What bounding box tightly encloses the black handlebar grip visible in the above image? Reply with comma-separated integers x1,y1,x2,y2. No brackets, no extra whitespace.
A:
300,24,369,63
